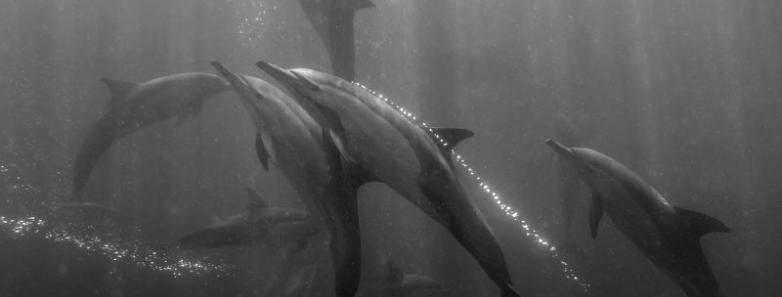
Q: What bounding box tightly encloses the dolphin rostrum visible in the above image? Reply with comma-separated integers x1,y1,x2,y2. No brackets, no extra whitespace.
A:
546,139,729,297
256,61,521,297
211,61,369,297
72,72,230,200
177,188,320,250
297,0,374,80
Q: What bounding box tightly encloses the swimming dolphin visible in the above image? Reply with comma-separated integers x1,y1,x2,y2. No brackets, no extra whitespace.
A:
256,61,521,297
211,61,369,297
72,72,230,200
297,0,374,80
545,139,729,297
177,188,320,250
357,260,457,297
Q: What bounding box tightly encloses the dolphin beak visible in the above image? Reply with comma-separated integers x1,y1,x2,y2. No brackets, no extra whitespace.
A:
210,61,246,89
256,61,320,92
545,139,575,158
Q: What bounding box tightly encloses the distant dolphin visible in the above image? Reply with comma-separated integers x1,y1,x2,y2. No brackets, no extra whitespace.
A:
211,61,369,297
177,188,320,250
256,61,521,297
298,0,374,80
546,139,729,297
72,72,230,200
357,260,457,297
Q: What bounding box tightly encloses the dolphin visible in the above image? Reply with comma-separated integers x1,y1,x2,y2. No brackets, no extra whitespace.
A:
72,72,230,200
177,188,320,250
545,139,729,297
357,260,457,297
211,61,369,297
297,0,374,80
256,61,521,297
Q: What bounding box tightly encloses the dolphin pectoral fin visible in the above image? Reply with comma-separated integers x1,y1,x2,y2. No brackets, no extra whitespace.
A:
100,78,137,103
255,132,271,171
352,0,375,10
329,129,355,164
589,194,604,239
428,127,475,151
674,207,730,237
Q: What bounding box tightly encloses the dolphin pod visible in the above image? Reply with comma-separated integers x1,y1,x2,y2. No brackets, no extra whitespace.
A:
256,61,522,297
71,72,230,200
210,61,369,297
546,139,729,297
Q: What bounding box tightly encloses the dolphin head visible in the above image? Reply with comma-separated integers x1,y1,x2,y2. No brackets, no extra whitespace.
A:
546,139,639,187
211,61,293,129
546,139,604,179
256,61,321,96
193,72,232,95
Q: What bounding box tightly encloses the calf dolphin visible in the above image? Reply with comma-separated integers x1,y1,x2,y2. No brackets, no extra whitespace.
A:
211,61,368,297
72,72,230,200
545,139,729,297
256,61,521,297
298,0,374,80
177,188,319,250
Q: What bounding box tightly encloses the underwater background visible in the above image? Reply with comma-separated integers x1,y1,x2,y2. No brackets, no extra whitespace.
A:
0,0,780,296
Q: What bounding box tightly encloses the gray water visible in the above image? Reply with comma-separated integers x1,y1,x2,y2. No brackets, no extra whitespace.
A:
0,0,780,296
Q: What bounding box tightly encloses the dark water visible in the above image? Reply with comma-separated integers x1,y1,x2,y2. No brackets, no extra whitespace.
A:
0,0,780,296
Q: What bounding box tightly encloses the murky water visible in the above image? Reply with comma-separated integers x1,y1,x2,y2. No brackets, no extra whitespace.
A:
0,0,780,296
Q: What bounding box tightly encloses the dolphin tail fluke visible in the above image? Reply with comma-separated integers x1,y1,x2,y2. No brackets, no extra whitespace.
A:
100,78,136,103
675,207,730,237
325,197,362,297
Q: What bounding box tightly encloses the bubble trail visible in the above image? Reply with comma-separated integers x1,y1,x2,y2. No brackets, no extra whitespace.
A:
0,215,230,277
352,81,591,291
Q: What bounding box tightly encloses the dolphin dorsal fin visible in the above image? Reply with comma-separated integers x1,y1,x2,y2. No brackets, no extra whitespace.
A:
246,188,268,210
429,127,474,151
353,0,375,10
100,78,137,102
674,207,730,238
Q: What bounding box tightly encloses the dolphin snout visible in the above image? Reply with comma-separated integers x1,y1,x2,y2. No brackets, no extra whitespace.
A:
256,61,320,92
545,139,573,156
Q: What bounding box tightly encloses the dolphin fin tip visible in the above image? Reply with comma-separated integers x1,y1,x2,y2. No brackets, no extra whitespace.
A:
100,77,136,102
675,207,730,236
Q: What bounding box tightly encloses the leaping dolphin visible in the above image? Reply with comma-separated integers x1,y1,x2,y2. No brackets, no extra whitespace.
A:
256,61,521,297
545,139,729,297
297,0,374,80
72,72,230,200
177,188,320,251
211,61,369,297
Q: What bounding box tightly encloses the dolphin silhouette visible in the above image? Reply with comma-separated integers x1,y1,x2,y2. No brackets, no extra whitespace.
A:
256,61,521,297
211,61,369,297
546,139,729,297
72,72,230,200
177,188,319,250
